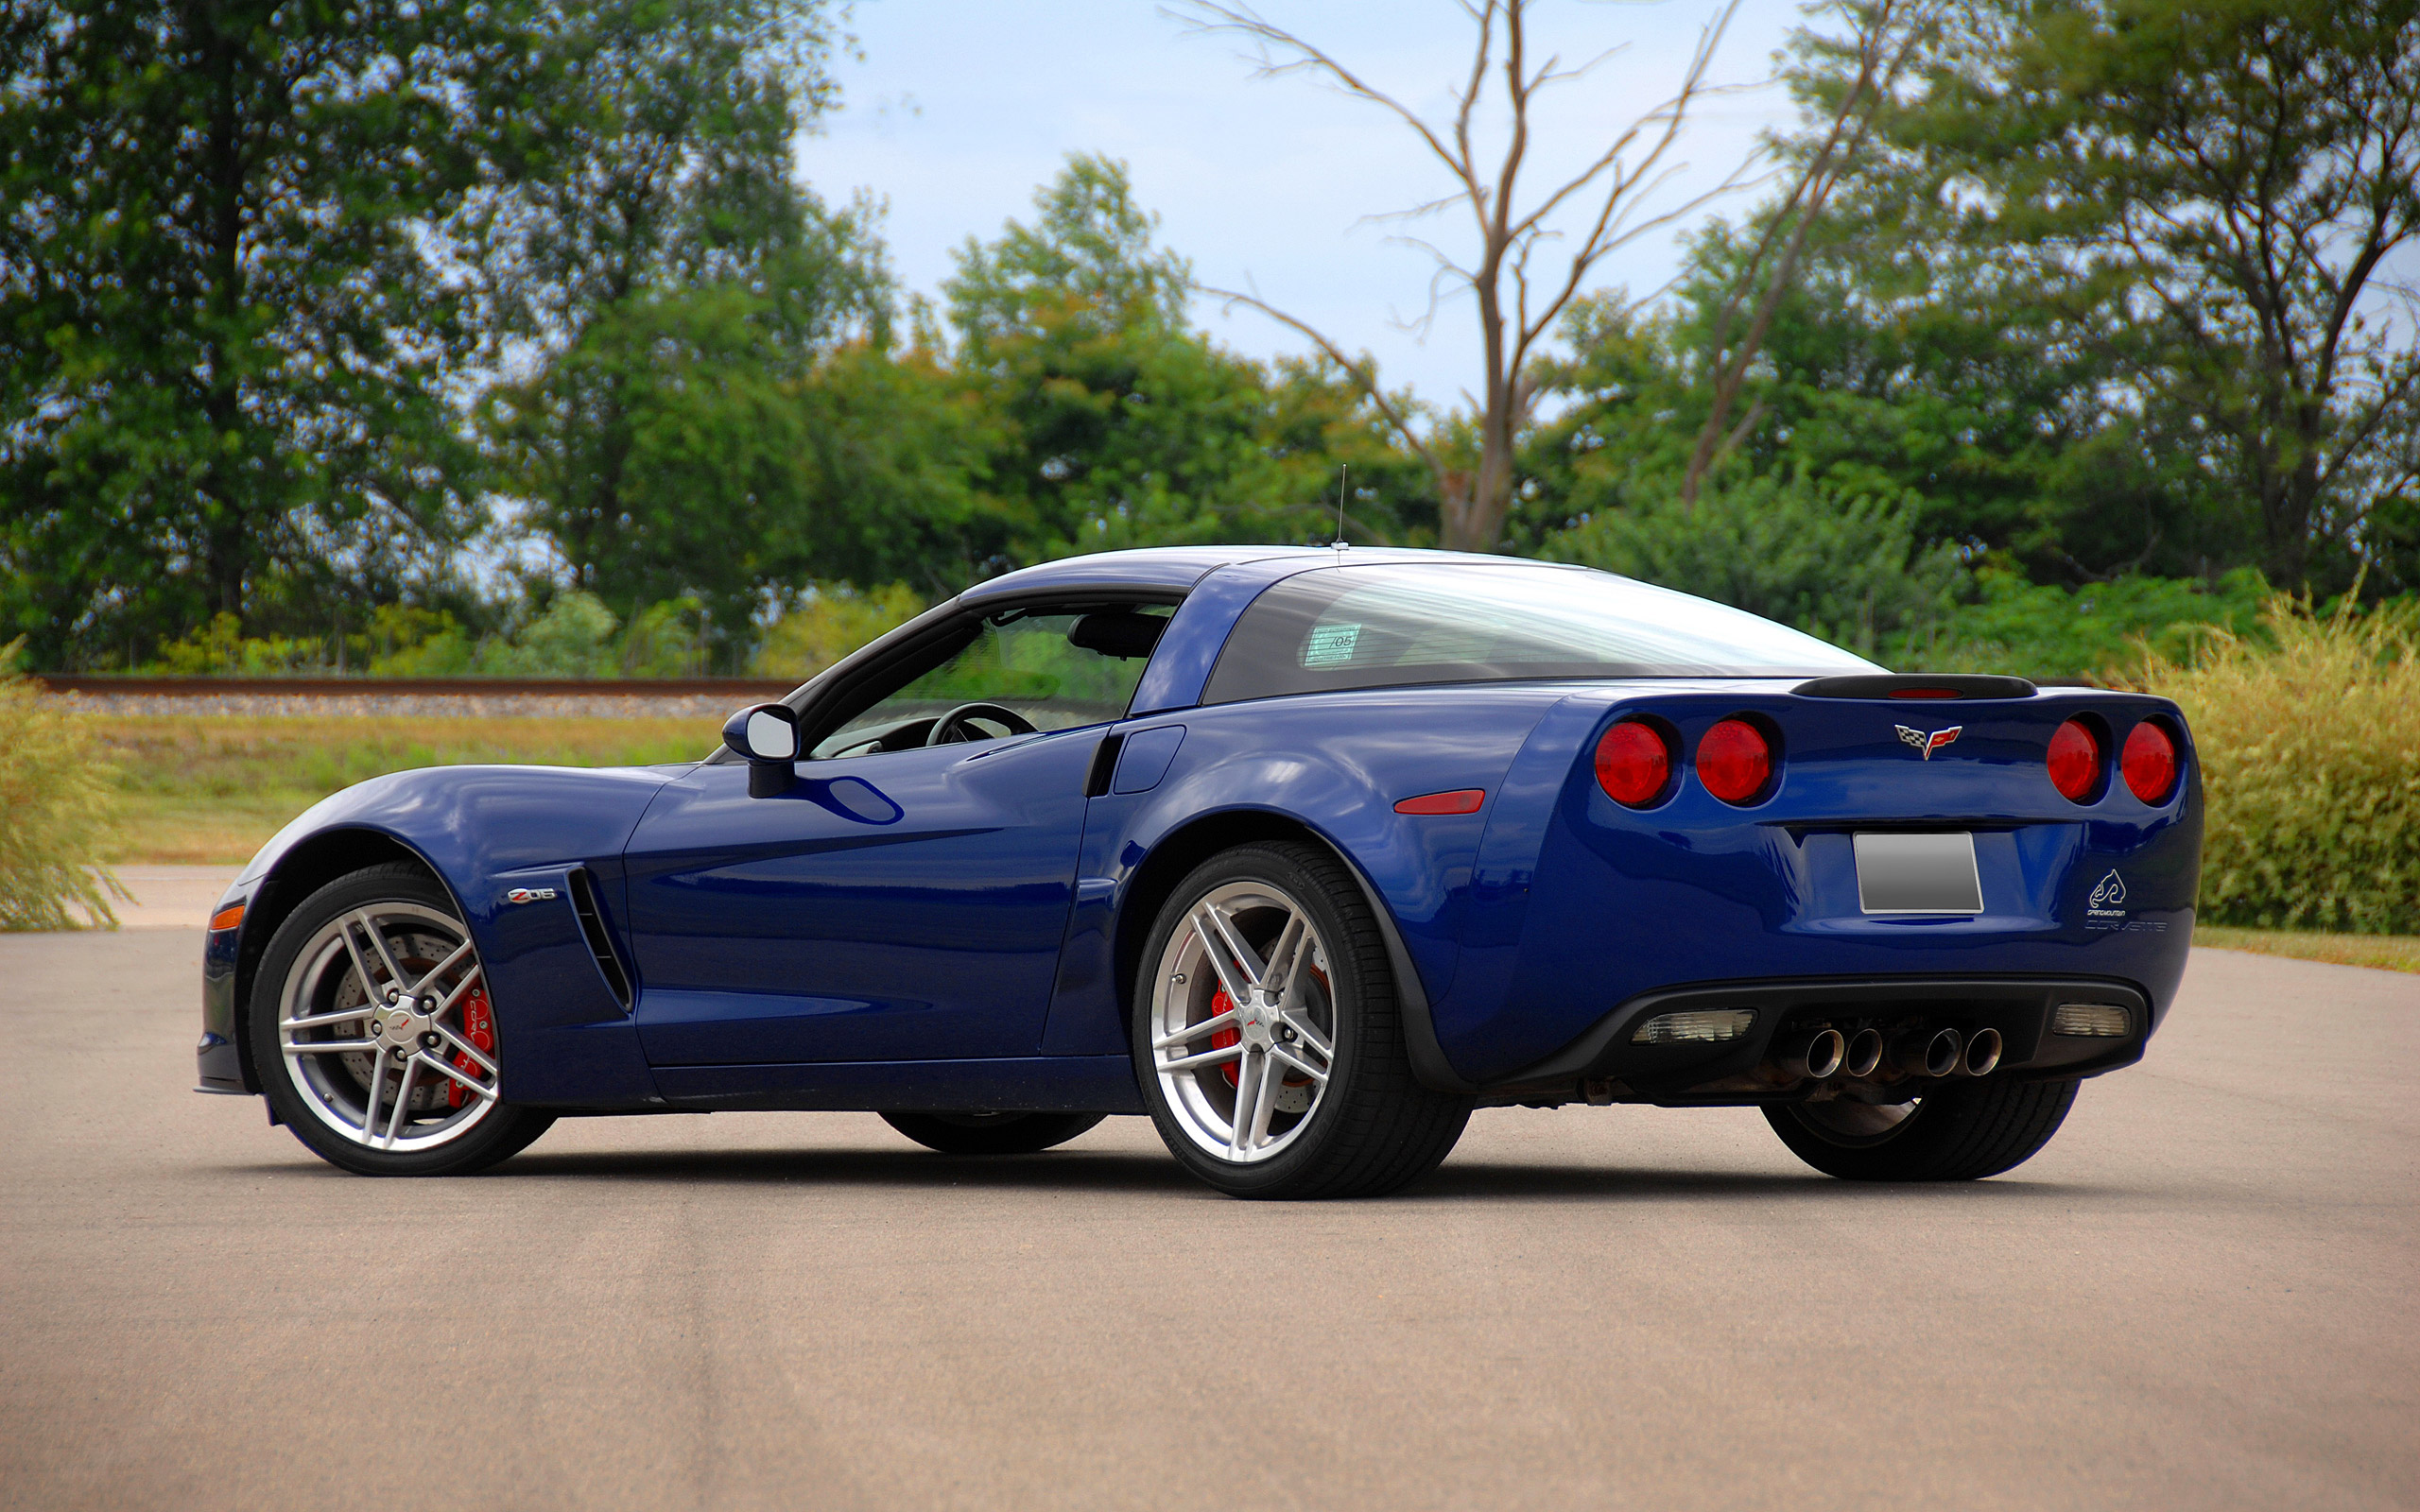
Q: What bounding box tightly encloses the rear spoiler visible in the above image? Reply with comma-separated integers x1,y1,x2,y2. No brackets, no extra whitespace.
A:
1792,674,2039,701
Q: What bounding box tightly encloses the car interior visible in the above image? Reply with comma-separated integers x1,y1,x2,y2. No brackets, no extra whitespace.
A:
810,603,1175,760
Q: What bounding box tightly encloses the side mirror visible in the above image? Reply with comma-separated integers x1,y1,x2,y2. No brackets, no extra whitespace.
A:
721,703,800,796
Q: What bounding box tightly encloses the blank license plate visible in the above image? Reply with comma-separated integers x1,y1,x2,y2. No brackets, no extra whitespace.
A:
1855,832,1983,915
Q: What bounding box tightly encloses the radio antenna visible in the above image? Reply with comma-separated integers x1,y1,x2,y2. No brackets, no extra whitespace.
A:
1332,463,1349,549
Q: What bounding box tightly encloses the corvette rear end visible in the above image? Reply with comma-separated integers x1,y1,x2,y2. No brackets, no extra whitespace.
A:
1431,669,2197,1173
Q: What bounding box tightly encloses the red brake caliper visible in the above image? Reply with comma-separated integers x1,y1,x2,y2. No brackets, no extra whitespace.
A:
447,987,495,1108
1208,988,1242,1087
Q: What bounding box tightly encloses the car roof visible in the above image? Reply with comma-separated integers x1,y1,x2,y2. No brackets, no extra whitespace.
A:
957,544,1559,604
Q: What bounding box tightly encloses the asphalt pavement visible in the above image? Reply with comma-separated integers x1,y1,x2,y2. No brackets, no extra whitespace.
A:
1,931,2412,1512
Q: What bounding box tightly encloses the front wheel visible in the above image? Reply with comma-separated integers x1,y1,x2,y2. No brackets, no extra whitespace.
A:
1132,841,1472,1199
1762,1076,2081,1181
250,863,555,1177
878,1111,1105,1154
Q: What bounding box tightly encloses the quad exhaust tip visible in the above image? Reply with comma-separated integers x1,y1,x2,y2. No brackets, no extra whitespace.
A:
1842,1027,1885,1078
1771,1027,1846,1081
1892,1026,1963,1079
1959,1026,2003,1076
1769,1023,1996,1082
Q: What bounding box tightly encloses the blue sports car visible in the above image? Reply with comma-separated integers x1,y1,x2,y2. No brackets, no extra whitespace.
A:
196,546,2200,1198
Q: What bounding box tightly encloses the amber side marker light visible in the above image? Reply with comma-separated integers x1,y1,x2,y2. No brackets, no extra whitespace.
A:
1394,789,1485,816
208,903,246,932
2048,717,2101,801
2121,721,2179,803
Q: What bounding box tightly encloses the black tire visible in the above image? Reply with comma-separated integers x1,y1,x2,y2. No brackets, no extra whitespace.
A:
250,862,556,1177
1132,841,1473,1199
1762,1077,2081,1181
878,1110,1107,1155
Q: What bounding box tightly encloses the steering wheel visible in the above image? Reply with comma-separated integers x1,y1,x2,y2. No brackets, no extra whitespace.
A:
925,701,1040,747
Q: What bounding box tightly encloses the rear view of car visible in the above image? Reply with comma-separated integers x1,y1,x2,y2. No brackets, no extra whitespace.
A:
1168,558,2198,1188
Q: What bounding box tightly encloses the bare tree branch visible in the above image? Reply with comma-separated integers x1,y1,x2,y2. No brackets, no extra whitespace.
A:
1173,0,1749,549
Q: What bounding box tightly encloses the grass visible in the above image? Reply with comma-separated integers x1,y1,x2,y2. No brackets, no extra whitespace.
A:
2190,925,2420,975
95,715,715,865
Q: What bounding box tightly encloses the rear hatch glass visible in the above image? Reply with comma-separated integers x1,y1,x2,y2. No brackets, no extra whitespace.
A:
1204,562,1880,703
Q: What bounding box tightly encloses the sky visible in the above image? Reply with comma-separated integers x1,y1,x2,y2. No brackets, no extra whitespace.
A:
801,0,1819,407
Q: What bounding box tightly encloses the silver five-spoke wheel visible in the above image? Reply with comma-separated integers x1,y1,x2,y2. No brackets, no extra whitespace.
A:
1149,879,1338,1164
277,902,500,1151
1132,843,1473,1199
251,863,553,1176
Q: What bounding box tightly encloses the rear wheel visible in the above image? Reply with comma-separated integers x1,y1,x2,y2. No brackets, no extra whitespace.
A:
1762,1077,2080,1181
878,1110,1105,1155
1132,841,1472,1199
250,863,555,1177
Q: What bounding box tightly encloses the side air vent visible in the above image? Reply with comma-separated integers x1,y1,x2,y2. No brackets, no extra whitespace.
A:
565,868,633,1009
1793,673,2038,701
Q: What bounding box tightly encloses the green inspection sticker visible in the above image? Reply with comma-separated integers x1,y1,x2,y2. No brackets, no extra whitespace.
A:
1304,622,1362,666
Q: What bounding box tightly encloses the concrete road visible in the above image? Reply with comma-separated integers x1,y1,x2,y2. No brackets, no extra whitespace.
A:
2,935,2413,1512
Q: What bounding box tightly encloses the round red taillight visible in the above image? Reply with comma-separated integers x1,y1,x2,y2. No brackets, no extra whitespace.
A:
1696,718,1772,805
2047,718,2100,802
1595,719,1671,807
2121,720,2179,803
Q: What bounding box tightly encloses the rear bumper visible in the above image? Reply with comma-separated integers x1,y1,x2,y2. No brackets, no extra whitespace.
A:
1483,973,2150,1105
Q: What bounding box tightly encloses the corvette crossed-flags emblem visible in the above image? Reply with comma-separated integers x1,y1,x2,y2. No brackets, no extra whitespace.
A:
1895,724,1962,760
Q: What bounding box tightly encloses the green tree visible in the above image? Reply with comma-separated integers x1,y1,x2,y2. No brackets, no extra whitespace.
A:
942,154,1413,565
0,0,520,666
1806,0,2420,589
475,0,891,641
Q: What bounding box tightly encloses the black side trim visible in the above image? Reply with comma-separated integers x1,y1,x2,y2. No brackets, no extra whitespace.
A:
1085,734,1126,797
1793,674,2038,700
566,869,633,1009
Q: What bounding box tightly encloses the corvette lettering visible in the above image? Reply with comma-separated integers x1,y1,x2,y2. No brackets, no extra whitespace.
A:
1894,724,1962,759
503,887,558,905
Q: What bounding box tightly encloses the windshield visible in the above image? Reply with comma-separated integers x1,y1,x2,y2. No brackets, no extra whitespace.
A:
1202,562,1881,704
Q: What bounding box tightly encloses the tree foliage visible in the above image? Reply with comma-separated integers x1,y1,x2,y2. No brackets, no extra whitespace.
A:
1800,0,2420,588
0,0,523,664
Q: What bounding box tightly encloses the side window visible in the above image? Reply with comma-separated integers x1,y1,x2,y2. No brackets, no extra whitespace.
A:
812,604,1172,758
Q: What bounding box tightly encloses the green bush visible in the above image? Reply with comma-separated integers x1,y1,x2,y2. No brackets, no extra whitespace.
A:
1542,473,1963,660
2128,595,2420,934
0,663,125,929
752,583,925,679
1911,568,2273,681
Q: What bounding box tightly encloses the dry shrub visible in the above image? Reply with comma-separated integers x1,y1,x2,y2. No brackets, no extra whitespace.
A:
0,666,126,929
2126,594,2420,934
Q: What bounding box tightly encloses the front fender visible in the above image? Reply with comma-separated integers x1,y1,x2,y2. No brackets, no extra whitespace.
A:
236,765,684,1107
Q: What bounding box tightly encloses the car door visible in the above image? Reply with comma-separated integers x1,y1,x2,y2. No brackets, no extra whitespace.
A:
619,600,1169,1068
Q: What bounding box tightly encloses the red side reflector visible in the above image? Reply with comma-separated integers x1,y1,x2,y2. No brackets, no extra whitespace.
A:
208,903,246,933
2121,721,2179,803
1394,789,1485,816
1889,688,1962,698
